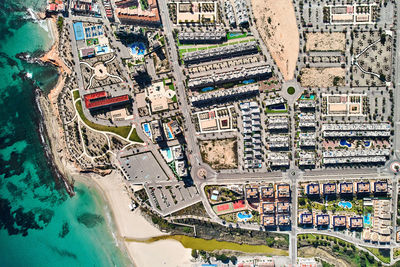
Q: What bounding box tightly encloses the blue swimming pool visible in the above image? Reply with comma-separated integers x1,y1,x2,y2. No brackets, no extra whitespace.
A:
237,212,253,221
338,201,352,209
340,139,352,148
130,42,146,56
300,94,315,100
166,126,173,139
143,123,152,138
242,79,255,84
364,213,371,226
201,87,214,92
364,140,371,147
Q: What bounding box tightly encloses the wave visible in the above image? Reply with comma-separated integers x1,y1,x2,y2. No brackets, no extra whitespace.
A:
26,7,50,33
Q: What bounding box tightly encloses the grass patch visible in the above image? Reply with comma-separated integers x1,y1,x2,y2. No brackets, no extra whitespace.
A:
73,90,80,100
364,247,390,264
287,87,295,95
265,105,287,114
128,128,143,143
128,235,288,256
75,100,131,138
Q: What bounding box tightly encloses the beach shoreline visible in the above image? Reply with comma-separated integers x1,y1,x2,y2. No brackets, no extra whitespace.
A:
36,16,193,267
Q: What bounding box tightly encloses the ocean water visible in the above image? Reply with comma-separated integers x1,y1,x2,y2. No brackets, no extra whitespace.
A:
0,1,131,266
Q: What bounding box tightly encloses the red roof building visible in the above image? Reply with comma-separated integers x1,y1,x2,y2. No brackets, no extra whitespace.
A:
84,92,130,110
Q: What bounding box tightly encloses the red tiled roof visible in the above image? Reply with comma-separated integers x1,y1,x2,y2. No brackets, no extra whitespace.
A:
233,200,245,210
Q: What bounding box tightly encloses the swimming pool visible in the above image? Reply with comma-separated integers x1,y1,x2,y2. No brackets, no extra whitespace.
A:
340,139,352,148
300,94,315,100
143,123,152,138
130,42,146,56
270,104,286,111
364,140,371,147
242,79,255,84
364,213,371,226
237,212,253,222
338,201,352,209
161,148,174,163
201,87,214,92
165,126,174,140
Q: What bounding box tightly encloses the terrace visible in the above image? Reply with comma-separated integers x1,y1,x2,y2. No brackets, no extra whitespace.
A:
261,202,275,214
277,214,290,226
277,184,290,198
333,215,346,227
323,183,337,195
306,183,320,195
340,182,354,194
277,202,290,214
260,186,274,199
349,217,363,229
261,214,276,227
299,213,313,225
316,214,330,226
246,187,259,199
357,182,370,194
374,181,388,194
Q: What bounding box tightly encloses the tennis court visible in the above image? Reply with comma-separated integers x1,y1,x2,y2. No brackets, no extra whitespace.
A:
73,22,84,41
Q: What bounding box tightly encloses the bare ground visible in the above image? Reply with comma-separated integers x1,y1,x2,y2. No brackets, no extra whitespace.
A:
200,139,238,169
306,32,346,52
300,67,345,87
251,0,299,80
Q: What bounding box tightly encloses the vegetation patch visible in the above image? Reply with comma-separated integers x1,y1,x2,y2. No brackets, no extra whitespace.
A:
287,87,295,95
75,100,131,138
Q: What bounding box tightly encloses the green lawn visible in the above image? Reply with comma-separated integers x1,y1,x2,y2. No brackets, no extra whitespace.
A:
287,87,295,95
75,100,131,138
130,235,288,256
265,105,287,114
129,128,143,143
73,90,80,100
178,38,256,56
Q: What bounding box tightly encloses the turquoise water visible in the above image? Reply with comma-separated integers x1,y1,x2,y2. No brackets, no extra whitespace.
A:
130,42,146,56
364,213,371,226
0,1,131,266
300,94,315,100
237,212,252,221
201,86,214,92
338,201,352,209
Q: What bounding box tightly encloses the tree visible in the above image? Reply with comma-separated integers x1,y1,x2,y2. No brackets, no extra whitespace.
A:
191,249,198,259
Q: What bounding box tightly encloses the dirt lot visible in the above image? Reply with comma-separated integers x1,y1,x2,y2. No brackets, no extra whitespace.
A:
251,0,299,80
200,138,238,169
300,67,345,87
306,32,346,52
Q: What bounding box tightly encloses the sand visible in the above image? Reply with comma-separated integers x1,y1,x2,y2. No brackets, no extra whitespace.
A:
251,0,299,80
200,139,238,169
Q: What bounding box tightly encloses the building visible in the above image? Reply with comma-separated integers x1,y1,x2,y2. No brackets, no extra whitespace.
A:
150,120,164,143
277,202,290,213
175,160,187,177
374,181,388,194
46,0,65,13
261,214,275,227
246,186,259,200
349,217,363,229
306,183,320,195
277,184,290,198
340,182,353,194
71,0,100,16
145,81,169,113
80,47,96,58
190,83,260,107
277,214,290,226
116,0,160,26
316,214,329,226
234,0,249,26
268,153,289,168
260,186,274,199
178,31,226,44
321,123,391,138
84,91,130,111
115,0,138,8
357,181,370,194
183,41,258,64
261,202,275,214
333,215,346,227
224,1,236,26
323,183,336,195
299,213,313,225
